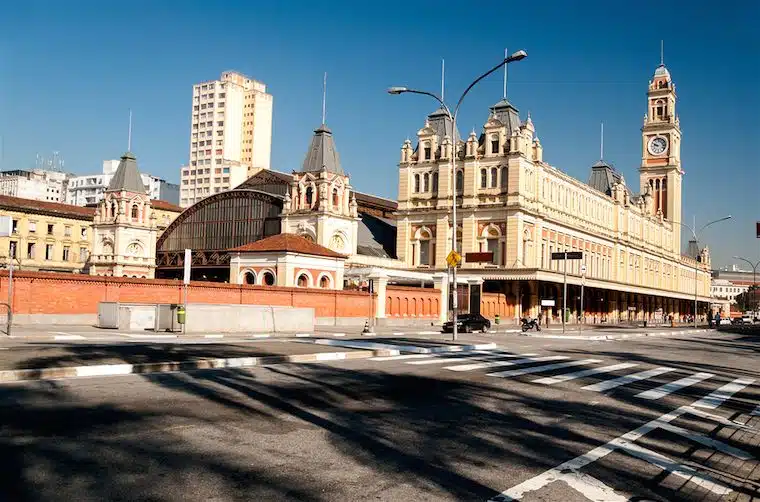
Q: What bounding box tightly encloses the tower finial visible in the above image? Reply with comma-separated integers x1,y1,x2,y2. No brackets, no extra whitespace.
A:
600,122,604,160
128,109,133,151
441,58,445,102
321,72,327,125
660,40,664,66
503,48,508,99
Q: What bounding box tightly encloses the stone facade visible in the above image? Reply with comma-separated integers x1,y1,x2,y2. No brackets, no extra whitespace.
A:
395,63,712,323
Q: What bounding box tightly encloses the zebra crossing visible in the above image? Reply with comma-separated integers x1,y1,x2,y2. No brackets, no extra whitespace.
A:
369,348,760,404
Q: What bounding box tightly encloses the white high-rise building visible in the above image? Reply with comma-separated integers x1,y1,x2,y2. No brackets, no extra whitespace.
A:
0,169,69,202
180,71,273,207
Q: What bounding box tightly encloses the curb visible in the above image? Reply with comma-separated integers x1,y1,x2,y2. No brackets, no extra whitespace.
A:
0,348,400,384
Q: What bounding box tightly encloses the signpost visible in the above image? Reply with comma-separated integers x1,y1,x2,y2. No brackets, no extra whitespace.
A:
579,264,586,335
0,215,12,336
551,251,584,334
183,249,191,334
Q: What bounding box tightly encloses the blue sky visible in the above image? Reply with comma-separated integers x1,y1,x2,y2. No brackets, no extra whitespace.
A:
0,0,758,267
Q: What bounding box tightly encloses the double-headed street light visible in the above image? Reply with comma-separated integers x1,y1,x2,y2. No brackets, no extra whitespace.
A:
675,215,732,327
732,255,760,310
388,49,527,341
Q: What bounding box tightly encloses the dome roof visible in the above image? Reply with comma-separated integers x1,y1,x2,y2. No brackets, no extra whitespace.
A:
654,64,671,79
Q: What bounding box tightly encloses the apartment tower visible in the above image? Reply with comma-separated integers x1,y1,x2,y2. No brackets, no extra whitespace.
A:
180,71,273,207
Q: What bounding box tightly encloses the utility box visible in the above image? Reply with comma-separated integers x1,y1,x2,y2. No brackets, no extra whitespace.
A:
98,302,120,329
155,304,180,332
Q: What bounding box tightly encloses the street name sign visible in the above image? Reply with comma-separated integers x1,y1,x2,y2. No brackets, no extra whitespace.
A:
466,252,493,263
551,251,583,260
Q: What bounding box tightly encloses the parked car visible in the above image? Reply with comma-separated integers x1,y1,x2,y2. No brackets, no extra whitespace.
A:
442,313,491,333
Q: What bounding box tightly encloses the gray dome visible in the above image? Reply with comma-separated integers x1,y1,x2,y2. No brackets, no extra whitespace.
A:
654,64,671,78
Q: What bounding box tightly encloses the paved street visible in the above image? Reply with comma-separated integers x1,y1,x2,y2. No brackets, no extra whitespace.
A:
0,331,757,501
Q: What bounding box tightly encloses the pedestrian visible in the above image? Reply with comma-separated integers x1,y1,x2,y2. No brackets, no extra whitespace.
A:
538,310,543,327
714,312,721,328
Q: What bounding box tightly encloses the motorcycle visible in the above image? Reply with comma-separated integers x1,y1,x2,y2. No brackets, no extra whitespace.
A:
520,317,541,332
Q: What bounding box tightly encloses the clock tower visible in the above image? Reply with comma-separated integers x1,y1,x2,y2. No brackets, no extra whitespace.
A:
640,61,682,253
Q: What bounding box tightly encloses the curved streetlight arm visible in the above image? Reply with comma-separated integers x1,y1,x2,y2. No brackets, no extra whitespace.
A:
393,89,450,116
671,220,697,241
699,215,732,235
732,256,760,272
453,53,525,119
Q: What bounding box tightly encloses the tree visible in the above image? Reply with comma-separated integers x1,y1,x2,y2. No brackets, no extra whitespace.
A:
734,285,759,312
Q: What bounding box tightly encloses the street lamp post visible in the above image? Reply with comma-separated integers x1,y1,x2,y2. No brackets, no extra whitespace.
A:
675,216,732,328
389,50,527,341
732,255,760,310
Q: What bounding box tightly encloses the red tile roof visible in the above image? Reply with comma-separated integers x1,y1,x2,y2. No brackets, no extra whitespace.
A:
151,200,183,212
229,233,346,258
0,195,95,221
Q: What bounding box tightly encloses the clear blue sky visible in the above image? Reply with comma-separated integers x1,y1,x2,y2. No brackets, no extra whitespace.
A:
0,0,758,268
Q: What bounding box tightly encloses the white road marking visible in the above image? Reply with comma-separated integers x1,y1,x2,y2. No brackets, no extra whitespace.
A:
488,359,601,379
124,334,177,339
656,422,753,460
532,363,638,385
295,333,311,337
392,332,405,335
406,352,535,366
54,334,86,340
615,440,731,495
635,372,714,400
251,334,271,338
331,333,346,337
557,471,628,502
204,334,224,339
692,378,755,409
682,406,757,431
417,331,440,335
369,354,433,362
582,367,676,392
752,404,760,416
446,355,568,372
490,378,752,501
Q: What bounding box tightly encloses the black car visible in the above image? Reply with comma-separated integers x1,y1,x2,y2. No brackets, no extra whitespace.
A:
442,313,491,333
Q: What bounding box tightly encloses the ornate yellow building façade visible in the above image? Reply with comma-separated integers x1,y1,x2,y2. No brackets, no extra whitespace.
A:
395,62,711,324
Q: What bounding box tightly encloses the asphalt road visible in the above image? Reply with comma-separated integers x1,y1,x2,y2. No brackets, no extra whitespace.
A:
0,332,758,501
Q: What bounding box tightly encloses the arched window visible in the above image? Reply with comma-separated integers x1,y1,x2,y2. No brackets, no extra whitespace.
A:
432,172,439,193
262,271,275,286
500,167,507,189
414,174,420,193
485,227,501,265
490,167,498,188
305,186,313,207
111,201,117,220
319,275,330,288
131,204,139,221
418,228,432,266
297,274,309,288
423,173,430,192
456,170,464,193
332,188,340,209
480,168,487,188
244,271,256,285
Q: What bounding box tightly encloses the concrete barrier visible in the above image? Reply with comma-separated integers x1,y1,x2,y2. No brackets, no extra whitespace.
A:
118,305,156,331
184,304,314,333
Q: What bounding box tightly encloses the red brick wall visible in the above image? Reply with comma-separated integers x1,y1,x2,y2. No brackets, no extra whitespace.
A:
385,285,440,318
0,271,372,318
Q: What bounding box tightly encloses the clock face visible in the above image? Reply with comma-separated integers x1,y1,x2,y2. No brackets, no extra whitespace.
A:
648,136,668,156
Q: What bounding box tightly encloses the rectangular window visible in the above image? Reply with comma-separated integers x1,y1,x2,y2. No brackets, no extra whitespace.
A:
420,240,430,266
29,221,36,233
214,177,221,183
424,147,431,160
79,247,88,262
222,177,229,183
223,167,230,174
9,241,17,259
11,219,18,233
45,244,53,260
27,242,35,259
81,228,87,239
480,169,487,188
63,246,70,261
491,139,499,154
64,225,71,237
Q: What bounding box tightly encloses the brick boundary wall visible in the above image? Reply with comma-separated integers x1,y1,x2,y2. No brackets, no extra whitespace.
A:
0,271,374,319
385,285,440,318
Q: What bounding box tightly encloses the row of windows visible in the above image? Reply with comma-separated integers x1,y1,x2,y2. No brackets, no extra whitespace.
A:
10,219,87,239
411,167,508,194
9,241,88,262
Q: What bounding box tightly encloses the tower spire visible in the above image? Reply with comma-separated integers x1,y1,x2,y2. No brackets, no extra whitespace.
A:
441,58,445,102
660,40,664,66
127,109,133,152
321,72,327,125
600,122,604,160
503,48,508,99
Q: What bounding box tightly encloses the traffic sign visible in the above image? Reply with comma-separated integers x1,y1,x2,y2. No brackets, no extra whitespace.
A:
551,251,583,260
465,252,493,263
580,264,587,274
446,250,462,268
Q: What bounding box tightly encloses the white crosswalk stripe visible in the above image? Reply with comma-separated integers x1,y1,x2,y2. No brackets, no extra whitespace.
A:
488,359,602,379
582,367,676,392
532,362,639,385
369,354,432,362
692,377,756,409
407,352,537,366
445,355,569,372
635,372,714,400
656,422,753,460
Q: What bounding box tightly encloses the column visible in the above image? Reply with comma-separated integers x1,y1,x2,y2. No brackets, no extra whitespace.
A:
433,272,449,324
369,271,389,325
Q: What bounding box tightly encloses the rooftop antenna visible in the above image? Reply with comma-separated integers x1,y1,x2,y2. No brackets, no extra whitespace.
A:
128,109,133,151
660,40,664,66
503,47,508,99
321,73,327,125
600,122,604,160
441,58,445,102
